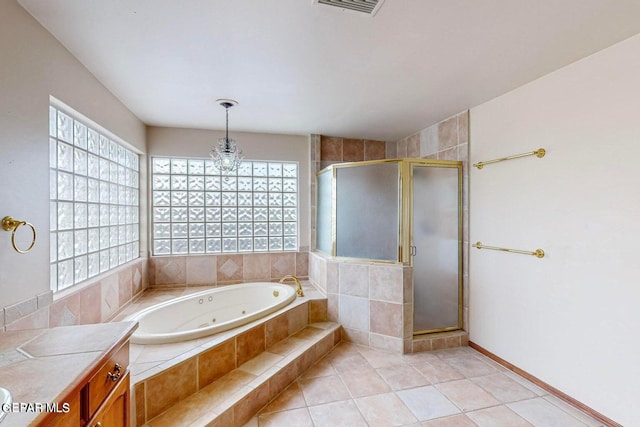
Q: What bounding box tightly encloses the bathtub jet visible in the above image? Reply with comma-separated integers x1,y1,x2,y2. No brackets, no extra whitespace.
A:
126,282,297,344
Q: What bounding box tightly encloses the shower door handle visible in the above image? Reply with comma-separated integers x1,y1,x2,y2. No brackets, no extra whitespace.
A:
410,245,417,257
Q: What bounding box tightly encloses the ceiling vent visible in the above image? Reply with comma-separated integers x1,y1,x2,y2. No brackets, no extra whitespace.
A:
314,0,386,16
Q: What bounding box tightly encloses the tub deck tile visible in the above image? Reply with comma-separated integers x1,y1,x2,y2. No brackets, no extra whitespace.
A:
142,322,341,427
128,283,321,385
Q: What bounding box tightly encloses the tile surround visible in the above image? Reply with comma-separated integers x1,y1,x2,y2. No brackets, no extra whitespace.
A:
318,135,386,170
118,281,335,426
0,250,305,332
1,258,148,332
310,251,469,354
148,251,310,288
138,319,341,426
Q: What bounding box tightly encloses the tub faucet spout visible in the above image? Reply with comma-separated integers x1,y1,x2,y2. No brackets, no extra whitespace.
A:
280,275,304,297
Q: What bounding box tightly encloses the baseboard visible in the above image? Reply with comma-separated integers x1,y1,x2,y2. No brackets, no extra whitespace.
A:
468,341,621,427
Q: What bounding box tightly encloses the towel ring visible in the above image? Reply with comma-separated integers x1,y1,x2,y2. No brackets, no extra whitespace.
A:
2,216,37,254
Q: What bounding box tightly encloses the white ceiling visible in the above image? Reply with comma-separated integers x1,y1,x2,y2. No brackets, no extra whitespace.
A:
17,0,640,141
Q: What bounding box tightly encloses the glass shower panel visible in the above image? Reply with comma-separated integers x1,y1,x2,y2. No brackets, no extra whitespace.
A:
335,162,399,261
316,169,333,255
412,165,460,332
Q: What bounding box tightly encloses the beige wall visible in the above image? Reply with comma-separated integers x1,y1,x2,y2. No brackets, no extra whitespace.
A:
0,0,146,322
469,33,640,425
147,126,310,250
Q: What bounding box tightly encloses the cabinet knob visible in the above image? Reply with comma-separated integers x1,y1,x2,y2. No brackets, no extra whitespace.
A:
106,363,122,382
94,423,102,427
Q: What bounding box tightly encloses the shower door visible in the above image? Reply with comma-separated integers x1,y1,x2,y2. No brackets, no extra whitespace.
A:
412,163,462,334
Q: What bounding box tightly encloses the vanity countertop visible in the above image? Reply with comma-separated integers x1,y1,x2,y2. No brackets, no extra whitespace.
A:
0,321,137,426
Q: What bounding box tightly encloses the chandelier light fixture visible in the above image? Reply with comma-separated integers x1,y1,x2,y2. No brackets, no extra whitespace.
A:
211,98,243,174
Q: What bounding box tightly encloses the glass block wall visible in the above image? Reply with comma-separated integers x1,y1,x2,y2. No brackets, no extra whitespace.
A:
49,105,140,293
151,157,298,255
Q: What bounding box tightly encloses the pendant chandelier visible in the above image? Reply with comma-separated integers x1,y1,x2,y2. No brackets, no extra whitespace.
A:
211,99,243,174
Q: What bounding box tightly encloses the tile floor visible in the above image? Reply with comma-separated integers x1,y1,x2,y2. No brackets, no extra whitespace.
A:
243,343,604,427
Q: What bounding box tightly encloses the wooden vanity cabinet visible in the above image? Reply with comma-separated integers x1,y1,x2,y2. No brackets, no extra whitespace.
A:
45,341,131,427
86,342,130,421
48,394,81,427
86,372,130,427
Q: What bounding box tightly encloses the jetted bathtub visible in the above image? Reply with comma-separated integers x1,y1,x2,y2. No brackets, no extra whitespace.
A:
127,282,297,344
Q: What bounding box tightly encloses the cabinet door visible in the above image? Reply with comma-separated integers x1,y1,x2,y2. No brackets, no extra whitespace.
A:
87,372,130,427
48,393,81,427
88,343,129,418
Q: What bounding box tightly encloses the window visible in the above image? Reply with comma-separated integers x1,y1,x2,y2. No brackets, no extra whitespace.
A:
151,157,298,255
49,104,140,293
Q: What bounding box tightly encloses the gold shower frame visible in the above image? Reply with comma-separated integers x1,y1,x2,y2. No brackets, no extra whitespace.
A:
316,158,463,334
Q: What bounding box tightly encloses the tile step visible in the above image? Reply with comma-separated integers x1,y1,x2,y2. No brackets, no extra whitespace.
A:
143,322,342,427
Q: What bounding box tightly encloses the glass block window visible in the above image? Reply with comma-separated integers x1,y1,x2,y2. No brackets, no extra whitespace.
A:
49,104,140,293
151,157,298,255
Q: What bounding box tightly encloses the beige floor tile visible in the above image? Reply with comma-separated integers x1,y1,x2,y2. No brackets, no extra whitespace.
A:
436,379,501,411
421,413,479,427
300,357,337,379
503,370,548,396
472,352,509,372
298,375,351,406
355,392,418,427
308,400,368,427
433,347,476,359
356,344,407,368
402,351,441,365
413,359,465,384
542,395,604,427
258,407,314,427
508,397,592,427
260,382,306,414
339,367,392,398
445,355,497,378
327,341,361,356
471,373,537,403
327,348,371,374
396,385,460,421
247,345,602,427
467,405,533,427
377,364,431,390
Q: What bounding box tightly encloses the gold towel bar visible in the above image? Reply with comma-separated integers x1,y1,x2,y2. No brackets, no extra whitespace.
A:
473,148,545,169
472,242,544,258
2,216,37,254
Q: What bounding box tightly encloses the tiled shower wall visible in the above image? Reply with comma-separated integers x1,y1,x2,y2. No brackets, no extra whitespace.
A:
318,136,386,169
310,252,412,353
309,111,470,353
309,135,388,252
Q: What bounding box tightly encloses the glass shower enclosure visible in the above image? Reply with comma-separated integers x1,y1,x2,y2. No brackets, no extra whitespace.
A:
316,158,462,334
